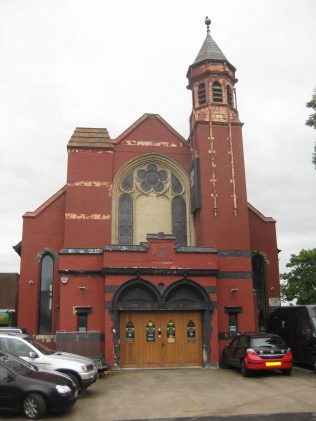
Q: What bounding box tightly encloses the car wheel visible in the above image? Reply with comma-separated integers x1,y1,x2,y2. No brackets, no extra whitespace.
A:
22,393,46,420
240,359,250,377
282,369,292,376
66,372,81,392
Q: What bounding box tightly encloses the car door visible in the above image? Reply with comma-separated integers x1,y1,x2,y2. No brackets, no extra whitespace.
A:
2,338,46,369
0,364,18,411
235,335,249,366
230,336,245,367
224,337,240,367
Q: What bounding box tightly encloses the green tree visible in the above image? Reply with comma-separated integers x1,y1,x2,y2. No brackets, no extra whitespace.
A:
305,89,316,168
280,249,316,304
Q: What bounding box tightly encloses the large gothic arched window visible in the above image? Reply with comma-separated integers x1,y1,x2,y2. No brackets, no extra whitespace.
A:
113,158,192,246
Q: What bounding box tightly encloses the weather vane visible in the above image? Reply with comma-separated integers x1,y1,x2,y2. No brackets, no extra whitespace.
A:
205,16,211,34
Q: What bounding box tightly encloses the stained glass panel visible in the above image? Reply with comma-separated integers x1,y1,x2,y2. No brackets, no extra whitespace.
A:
172,196,187,245
118,195,133,244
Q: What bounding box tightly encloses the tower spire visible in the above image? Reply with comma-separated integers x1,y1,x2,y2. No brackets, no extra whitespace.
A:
192,17,229,66
205,16,211,34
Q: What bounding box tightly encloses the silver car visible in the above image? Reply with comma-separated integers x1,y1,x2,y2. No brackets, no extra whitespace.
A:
0,333,97,391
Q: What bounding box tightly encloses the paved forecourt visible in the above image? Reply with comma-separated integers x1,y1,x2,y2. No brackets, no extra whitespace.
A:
2,366,316,421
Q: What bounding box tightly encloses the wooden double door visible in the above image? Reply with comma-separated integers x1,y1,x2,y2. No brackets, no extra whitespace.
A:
120,311,202,368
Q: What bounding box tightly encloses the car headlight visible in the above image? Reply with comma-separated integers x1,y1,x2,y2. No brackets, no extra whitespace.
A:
56,385,72,394
81,364,94,372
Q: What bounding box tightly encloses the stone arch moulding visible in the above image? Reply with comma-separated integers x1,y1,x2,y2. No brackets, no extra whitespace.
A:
163,278,214,310
111,153,195,246
35,248,58,263
112,278,161,311
252,250,270,264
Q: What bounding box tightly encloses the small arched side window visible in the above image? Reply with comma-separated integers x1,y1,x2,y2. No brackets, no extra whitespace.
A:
39,254,54,334
227,86,234,108
198,83,207,105
212,82,223,102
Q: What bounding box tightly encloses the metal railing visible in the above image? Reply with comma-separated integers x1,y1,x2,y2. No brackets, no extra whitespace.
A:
56,330,103,359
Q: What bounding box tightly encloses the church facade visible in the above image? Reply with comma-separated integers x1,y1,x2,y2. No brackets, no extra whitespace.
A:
16,20,280,368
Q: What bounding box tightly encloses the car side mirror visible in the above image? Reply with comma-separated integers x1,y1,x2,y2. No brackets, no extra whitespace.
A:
29,351,38,359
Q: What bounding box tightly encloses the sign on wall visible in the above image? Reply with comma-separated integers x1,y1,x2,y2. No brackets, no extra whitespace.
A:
146,321,155,343
187,320,196,342
167,320,176,343
125,321,135,343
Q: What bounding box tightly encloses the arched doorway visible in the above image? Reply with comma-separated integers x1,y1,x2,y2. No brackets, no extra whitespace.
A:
112,278,214,368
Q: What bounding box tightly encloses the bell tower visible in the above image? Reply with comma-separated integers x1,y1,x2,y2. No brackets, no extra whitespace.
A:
187,18,250,251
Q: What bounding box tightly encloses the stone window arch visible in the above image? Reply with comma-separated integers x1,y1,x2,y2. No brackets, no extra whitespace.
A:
112,155,194,246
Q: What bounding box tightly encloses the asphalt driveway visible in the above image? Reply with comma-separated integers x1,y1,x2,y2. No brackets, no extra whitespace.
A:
2,366,316,420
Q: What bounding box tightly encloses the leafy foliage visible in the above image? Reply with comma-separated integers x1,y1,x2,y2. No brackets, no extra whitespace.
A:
280,249,316,304
305,89,316,168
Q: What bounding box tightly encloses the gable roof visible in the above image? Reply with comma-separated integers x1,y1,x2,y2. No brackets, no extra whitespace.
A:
248,203,276,223
23,186,67,218
115,113,188,146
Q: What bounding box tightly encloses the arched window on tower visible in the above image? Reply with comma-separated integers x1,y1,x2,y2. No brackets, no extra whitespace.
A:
198,83,207,105
39,254,54,334
227,85,234,108
212,82,223,102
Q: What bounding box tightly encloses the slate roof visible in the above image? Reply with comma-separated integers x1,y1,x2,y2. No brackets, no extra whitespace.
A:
193,32,228,65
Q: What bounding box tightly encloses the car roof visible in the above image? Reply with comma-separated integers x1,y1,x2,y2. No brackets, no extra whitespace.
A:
0,333,30,339
240,332,282,338
0,327,27,331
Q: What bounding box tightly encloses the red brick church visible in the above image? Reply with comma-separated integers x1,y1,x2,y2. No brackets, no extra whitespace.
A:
16,19,280,368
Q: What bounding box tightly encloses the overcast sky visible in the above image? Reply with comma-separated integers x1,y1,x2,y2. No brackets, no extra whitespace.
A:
1,0,315,276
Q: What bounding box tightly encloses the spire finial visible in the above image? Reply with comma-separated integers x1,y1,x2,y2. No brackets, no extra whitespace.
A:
205,16,211,34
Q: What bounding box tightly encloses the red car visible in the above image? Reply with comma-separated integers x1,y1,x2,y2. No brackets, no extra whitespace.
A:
220,332,293,376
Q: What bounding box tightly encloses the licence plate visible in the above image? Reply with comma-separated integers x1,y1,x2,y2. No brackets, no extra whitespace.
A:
265,361,281,367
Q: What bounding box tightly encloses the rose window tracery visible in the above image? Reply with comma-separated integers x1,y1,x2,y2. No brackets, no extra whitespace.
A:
117,161,188,246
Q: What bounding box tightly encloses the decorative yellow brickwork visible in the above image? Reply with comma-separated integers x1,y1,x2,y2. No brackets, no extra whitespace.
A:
208,123,218,216
68,181,111,187
65,213,111,220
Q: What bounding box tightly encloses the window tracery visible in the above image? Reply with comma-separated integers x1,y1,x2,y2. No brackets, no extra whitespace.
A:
115,159,190,246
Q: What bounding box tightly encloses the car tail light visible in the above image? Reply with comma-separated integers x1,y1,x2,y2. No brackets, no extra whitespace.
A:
247,348,257,356
285,347,292,355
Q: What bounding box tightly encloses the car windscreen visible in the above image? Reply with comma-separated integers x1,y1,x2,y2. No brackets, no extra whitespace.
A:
25,337,55,355
0,353,35,375
250,337,286,348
